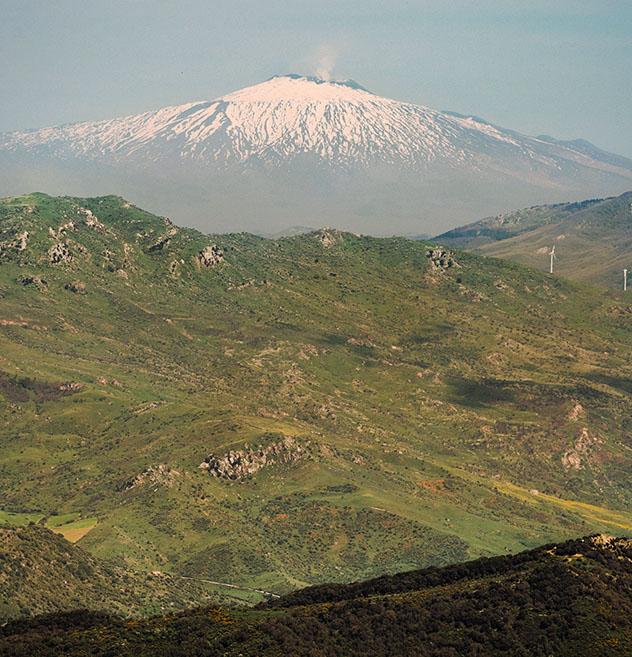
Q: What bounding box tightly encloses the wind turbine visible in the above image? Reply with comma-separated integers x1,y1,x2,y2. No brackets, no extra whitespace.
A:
549,245,556,274
624,268,628,292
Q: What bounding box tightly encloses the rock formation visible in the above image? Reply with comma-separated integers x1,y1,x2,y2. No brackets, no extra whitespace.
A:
0,231,29,255
18,275,47,290
148,227,178,253
197,244,224,268
317,229,341,248
426,247,457,270
200,436,308,480
562,427,601,470
120,464,180,491
64,280,86,294
48,242,72,264
78,207,106,231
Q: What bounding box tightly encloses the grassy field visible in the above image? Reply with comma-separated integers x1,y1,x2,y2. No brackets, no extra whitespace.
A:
1,192,632,605
46,516,98,542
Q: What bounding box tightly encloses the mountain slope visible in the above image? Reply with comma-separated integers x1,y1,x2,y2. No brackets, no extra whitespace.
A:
436,191,632,287
2,193,632,596
0,525,234,621
1,75,631,233
3,535,632,656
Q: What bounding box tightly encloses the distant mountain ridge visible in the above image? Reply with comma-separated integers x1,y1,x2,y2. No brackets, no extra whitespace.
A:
1,74,631,233
436,190,632,288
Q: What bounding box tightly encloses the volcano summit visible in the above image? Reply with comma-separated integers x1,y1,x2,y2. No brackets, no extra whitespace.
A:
2,74,631,233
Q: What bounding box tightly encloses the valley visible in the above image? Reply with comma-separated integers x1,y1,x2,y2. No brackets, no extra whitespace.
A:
4,534,632,656
3,5,631,654
1,193,632,610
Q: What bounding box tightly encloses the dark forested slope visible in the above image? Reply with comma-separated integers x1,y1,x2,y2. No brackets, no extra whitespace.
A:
2,535,632,657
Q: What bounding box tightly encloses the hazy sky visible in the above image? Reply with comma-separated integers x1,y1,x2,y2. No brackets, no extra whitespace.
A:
1,0,631,157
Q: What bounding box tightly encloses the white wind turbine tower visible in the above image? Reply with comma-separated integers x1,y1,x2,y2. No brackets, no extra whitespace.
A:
549,245,556,274
624,268,628,291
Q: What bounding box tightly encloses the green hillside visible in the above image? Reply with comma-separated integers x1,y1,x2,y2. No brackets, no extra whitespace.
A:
3,535,632,656
435,197,606,248
0,524,244,621
436,192,632,288
1,192,632,602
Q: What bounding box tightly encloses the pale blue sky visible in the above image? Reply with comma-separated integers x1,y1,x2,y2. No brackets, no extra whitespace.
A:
1,0,631,157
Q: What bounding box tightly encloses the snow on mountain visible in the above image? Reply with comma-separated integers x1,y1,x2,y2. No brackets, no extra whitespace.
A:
1,74,631,234
0,74,606,168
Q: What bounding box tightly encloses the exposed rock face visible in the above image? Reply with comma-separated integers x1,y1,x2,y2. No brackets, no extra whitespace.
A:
58,381,83,393
317,229,341,248
11,231,29,252
49,242,72,264
78,207,106,231
148,227,177,253
562,427,601,470
49,222,75,240
0,231,29,256
590,534,629,549
197,244,224,268
200,436,308,480
18,275,47,290
64,280,86,294
120,464,180,491
567,402,586,421
426,247,457,270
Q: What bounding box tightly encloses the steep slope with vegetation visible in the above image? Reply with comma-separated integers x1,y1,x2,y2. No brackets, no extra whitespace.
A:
1,193,632,602
436,191,632,287
0,525,231,621
2,535,632,656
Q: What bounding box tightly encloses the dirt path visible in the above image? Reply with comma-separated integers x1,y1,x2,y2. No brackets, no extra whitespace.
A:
176,575,280,599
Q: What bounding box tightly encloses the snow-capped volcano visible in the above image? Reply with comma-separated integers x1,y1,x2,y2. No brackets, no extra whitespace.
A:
2,74,631,234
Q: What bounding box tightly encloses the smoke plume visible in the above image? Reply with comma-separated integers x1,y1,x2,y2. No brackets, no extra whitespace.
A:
314,46,337,80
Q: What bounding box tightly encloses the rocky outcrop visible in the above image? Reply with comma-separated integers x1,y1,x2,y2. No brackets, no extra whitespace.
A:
0,231,29,256
58,381,83,393
11,231,29,252
567,402,586,421
64,280,86,294
148,227,177,253
119,464,180,491
48,242,72,264
48,222,75,240
426,247,458,270
200,436,308,480
78,207,106,231
197,244,224,268
562,427,601,470
317,229,341,248
18,275,47,290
